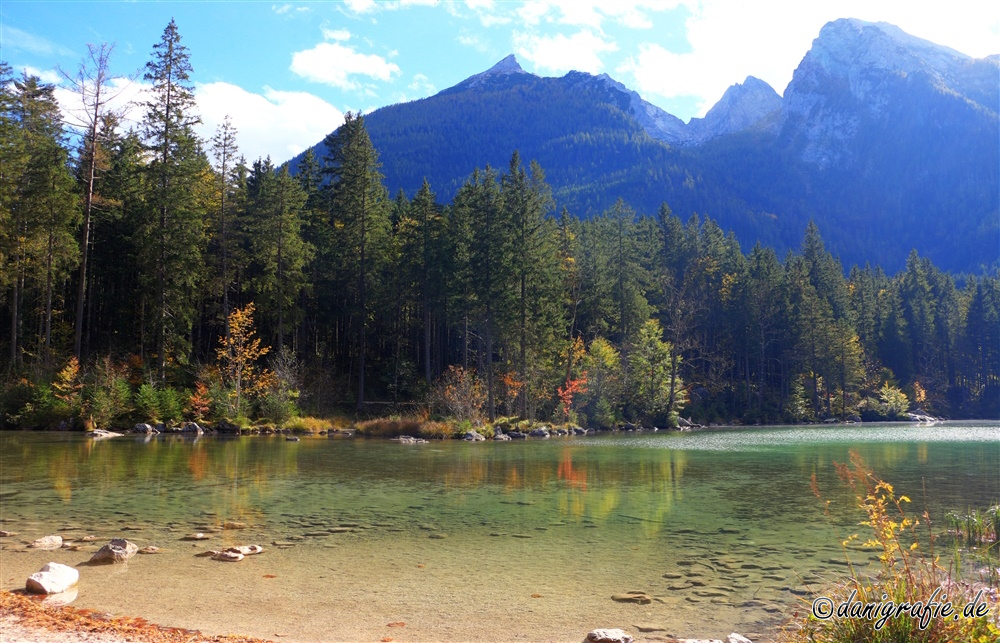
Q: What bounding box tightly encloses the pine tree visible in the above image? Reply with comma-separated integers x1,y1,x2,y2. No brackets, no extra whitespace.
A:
0,63,25,364
323,112,389,409
467,166,511,422
8,74,80,367
140,19,208,379
209,115,240,335
244,159,311,350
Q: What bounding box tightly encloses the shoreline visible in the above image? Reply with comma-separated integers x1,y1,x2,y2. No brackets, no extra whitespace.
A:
0,590,273,643
0,591,760,643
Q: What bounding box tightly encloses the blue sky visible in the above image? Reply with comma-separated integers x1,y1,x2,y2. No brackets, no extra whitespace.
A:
2,0,997,163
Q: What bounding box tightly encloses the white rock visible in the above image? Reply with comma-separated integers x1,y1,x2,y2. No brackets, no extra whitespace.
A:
727,635,753,643
26,562,79,594
30,535,63,549
226,545,263,555
585,629,634,643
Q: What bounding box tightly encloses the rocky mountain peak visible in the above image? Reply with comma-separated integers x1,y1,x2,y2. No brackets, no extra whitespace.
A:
487,54,524,75
689,76,782,142
781,18,992,168
457,54,531,89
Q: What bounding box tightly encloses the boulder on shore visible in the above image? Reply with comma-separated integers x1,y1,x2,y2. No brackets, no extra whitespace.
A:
26,562,79,595
88,429,123,440
585,629,634,643
89,538,138,564
463,430,486,441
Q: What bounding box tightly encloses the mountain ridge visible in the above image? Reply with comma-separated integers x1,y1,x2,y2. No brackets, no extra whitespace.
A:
290,19,999,274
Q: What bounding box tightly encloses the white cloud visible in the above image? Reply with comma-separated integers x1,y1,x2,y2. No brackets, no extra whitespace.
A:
21,66,62,85
408,73,436,94
513,0,688,30
344,0,377,13
290,42,401,90
458,34,492,53
321,27,352,41
53,76,148,133
515,30,618,74
617,0,1000,120
1,25,76,57
53,75,341,163
196,82,344,162
272,4,292,14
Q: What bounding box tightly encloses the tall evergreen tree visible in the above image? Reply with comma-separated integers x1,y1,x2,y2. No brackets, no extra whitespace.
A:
244,159,311,351
8,74,80,367
140,19,208,379
209,115,240,337
323,112,389,409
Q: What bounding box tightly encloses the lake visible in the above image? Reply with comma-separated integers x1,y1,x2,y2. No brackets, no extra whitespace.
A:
1,422,997,642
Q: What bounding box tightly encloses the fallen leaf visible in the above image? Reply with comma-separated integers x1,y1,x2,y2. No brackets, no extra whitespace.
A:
531,593,542,598
263,574,277,579
387,622,406,627
416,564,425,569
382,638,394,642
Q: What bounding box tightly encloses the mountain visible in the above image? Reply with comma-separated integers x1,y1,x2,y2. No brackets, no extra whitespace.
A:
290,20,998,274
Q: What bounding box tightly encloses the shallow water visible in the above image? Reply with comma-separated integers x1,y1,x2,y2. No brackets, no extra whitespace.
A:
1,422,997,642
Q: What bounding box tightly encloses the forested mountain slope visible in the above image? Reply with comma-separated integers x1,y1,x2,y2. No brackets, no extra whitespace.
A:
291,19,998,274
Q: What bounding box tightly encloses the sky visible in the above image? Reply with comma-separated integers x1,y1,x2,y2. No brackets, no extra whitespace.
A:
2,0,998,164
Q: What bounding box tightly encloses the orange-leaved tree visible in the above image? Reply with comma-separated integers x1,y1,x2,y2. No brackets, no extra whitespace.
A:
216,303,273,418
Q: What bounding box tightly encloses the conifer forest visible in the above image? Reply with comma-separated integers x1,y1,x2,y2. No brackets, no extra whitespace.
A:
2,21,997,432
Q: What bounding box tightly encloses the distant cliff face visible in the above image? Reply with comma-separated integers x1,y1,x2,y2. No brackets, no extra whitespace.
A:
780,18,999,168
291,23,998,274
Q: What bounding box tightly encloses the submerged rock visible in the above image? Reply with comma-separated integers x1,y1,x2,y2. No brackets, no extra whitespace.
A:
182,533,211,540
585,629,634,643
41,586,79,607
222,520,247,530
212,550,244,562
226,545,264,555
611,592,651,604
89,538,138,564
394,435,429,444
26,562,79,594
138,546,161,554
30,535,63,550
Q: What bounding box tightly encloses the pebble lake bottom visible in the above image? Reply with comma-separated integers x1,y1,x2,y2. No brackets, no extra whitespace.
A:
1,422,997,642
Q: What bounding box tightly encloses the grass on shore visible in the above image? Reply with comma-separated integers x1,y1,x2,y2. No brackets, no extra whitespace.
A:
781,451,999,643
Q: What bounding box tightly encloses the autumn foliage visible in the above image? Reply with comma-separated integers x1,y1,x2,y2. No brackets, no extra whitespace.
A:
216,303,275,417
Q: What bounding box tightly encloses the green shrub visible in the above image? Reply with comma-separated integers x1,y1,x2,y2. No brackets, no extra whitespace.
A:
134,384,160,423
158,388,184,424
